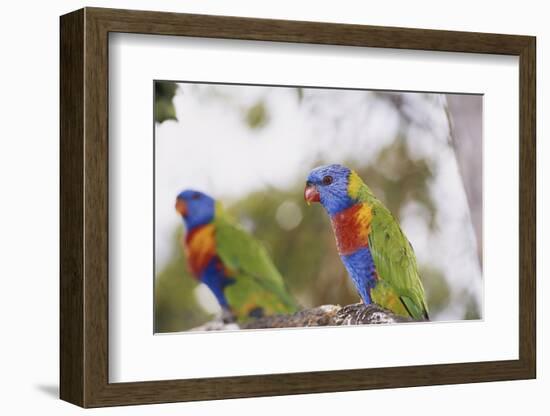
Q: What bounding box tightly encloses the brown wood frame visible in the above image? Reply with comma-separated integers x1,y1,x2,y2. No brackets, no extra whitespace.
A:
60,7,536,408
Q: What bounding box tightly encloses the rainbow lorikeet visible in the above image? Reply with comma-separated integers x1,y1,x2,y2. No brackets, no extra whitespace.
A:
175,190,297,322
304,164,429,321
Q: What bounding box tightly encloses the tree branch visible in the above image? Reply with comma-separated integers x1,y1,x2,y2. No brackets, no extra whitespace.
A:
190,303,415,332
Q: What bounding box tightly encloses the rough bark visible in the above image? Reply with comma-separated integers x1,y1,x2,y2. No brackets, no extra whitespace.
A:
190,303,416,331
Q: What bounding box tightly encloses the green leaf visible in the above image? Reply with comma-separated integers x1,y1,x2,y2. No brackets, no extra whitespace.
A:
155,81,178,124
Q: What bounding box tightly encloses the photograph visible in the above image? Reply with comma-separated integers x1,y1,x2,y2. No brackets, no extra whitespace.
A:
153,81,483,333
51,4,538,410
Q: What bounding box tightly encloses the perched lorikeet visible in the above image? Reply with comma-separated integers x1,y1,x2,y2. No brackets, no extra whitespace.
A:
304,164,429,321
175,190,297,322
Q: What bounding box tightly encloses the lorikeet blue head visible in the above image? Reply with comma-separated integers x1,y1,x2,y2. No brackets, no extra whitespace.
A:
305,164,356,216
175,189,215,230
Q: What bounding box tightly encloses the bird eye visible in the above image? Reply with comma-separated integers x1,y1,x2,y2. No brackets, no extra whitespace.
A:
322,175,333,185
192,193,201,200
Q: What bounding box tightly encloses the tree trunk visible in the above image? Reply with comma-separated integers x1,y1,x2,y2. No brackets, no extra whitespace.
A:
446,95,483,264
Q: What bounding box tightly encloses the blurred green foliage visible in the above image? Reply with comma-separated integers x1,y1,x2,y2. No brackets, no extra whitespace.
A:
245,101,269,129
296,88,304,103
354,139,436,228
463,295,481,320
155,81,178,123
420,266,450,313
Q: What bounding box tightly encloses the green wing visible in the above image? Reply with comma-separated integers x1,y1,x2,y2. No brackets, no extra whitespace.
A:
366,198,429,320
214,205,297,321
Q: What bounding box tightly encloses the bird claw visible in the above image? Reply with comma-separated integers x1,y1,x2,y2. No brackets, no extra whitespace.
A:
221,308,236,324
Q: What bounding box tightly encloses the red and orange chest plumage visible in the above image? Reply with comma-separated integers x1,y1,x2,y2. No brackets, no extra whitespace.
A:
330,203,373,256
183,223,217,277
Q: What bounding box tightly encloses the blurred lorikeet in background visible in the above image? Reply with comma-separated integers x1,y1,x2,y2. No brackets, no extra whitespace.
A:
304,164,429,321
175,190,298,323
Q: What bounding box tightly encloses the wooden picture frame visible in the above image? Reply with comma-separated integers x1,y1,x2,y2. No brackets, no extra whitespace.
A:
60,7,536,408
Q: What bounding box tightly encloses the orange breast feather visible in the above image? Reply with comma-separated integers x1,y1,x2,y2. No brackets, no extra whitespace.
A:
184,224,217,276
330,203,372,255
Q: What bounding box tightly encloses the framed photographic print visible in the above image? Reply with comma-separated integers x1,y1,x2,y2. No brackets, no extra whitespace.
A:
60,7,536,408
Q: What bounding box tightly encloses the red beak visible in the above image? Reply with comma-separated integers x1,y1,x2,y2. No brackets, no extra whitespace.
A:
175,198,188,217
304,184,320,204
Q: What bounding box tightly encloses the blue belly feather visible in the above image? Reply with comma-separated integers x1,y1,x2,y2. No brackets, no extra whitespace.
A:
200,257,235,308
341,247,378,304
